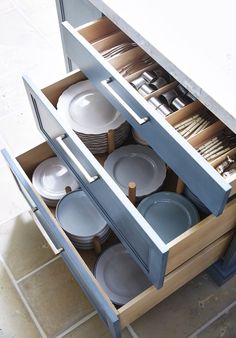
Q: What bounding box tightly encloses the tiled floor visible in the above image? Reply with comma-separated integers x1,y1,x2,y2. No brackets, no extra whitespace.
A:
0,1,235,338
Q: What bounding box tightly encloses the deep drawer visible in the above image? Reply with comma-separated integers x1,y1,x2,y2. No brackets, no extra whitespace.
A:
22,68,236,285
1,141,235,338
61,17,236,216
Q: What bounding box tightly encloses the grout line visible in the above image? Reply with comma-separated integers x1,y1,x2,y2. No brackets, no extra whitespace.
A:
0,207,30,227
188,300,236,338
54,311,97,338
0,6,17,15
127,325,139,338
11,0,59,49
16,255,61,284
0,256,47,338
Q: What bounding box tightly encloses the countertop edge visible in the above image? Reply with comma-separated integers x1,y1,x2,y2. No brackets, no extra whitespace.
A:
87,0,236,133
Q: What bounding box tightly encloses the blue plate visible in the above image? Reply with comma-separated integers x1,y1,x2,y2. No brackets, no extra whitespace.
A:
138,192,200,243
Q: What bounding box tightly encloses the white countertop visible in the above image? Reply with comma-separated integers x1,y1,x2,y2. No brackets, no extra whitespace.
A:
88,0,236,132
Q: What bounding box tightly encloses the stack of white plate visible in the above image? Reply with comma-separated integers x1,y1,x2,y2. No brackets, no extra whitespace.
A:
57,80,130,154
32,157,79,207
104,144,166,199
56,190,111,250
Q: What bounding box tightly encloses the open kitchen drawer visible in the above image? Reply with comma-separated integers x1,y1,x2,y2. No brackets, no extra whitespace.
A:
1,69,236,338
60,16,236,216
2,142,235,338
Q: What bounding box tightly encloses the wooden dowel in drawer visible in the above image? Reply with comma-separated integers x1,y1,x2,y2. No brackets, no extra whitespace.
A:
108,129,115,153
128,181,136,205
65,186,72,194
176,178,185,194
93,236,102,255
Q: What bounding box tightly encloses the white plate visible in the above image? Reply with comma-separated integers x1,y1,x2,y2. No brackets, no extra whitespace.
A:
94,243,151,305
56,190,107,237
104,145,166,197
32,157,79,200
57,80,126,134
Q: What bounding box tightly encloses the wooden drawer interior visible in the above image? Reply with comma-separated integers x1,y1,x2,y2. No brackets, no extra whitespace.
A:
76,17,236,196
16,140,236,327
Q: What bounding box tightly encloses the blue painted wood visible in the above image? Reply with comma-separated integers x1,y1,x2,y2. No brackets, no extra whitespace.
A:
208,259,236,286
222,234,236,269
61,21,232,216
55,0,102,72
22,74,168,288
1,147,121,338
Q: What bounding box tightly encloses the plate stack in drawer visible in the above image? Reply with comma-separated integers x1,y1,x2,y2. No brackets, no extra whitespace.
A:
56,189,111,250
57,79,130,154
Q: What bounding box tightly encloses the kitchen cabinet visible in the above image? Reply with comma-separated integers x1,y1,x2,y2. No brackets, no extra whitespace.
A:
1,1,236,337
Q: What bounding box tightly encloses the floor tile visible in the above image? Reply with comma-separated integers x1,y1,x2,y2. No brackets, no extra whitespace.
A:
0,211,55,280
0,109,44,162
63,315,132,338
19,257,93,338
0,259,40,338
198,303,236,338
0,164,29,224
0,7,64,84
0,0,15,13
0,71,32,119
13,0,63,46
132,272,236,338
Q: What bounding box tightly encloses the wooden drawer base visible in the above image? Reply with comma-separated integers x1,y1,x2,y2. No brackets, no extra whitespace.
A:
119,230,233,328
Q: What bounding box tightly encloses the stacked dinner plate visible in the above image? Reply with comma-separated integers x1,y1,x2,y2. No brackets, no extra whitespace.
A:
56,190,111,250
104,144,166,198
32,157,79,207
94,243,151,305
57,80,130,154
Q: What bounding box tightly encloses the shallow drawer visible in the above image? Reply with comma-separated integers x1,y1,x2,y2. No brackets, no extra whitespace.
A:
61,17,236,216
1,142,235,338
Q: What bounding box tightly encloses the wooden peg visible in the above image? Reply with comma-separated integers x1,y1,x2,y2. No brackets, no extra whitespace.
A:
65,186,72,194
93,236,102,255
108,129,115,153
128,181,136,205
176,178,185,194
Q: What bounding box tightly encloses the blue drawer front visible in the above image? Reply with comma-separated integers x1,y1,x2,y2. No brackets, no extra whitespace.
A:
61,21,231,216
